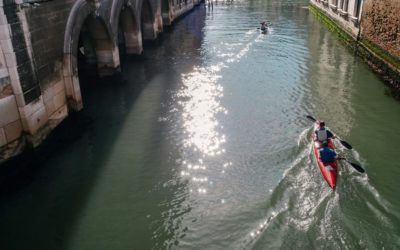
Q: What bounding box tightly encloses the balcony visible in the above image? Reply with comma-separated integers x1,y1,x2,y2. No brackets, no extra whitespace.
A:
338,9,348,17
329,4,338,11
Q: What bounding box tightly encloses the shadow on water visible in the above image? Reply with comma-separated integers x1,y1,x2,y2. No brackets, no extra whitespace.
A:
0,5,206,250
0,62,155,250
0,112,93,198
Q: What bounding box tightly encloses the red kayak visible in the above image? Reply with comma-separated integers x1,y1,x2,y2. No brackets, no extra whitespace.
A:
312,123,338,189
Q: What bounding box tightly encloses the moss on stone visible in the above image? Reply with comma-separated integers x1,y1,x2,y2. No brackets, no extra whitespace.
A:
361,38,400,70
309,3,400,94
309,4,357,50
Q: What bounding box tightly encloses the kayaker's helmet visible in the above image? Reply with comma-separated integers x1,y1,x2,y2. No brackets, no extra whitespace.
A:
319,121,325,127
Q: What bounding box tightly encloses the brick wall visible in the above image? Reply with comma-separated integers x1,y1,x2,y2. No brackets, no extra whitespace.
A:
361,0,400,59
24,0,74,90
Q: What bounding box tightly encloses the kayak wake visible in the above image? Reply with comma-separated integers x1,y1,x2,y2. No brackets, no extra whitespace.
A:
242,125,400,249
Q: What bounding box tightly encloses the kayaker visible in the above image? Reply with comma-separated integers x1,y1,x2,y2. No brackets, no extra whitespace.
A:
260,21,268,31
314,121,335,147
319,143,338,164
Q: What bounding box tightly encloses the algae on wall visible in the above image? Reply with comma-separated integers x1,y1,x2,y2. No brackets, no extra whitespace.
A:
309,1,400,94
308,4,357,51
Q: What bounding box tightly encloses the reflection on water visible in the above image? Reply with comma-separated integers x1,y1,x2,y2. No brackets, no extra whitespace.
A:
176,65,227,196
179,67,227,156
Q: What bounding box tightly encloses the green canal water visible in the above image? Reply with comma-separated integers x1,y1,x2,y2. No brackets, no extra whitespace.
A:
1,0,400,249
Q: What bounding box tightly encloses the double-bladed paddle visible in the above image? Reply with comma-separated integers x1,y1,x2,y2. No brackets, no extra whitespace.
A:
306,115,353,149
338,158,365,173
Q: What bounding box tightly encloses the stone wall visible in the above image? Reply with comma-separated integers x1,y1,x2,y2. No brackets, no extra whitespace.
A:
361,0,400,59
24,0,73,91
359,0,400,93
0,0,203,165
310,0,400,95
309,0,362,39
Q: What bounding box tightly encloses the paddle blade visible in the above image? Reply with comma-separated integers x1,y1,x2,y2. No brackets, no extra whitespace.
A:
348,161,365,173
306,115,316,122
338,158,365,173
339,139,353,150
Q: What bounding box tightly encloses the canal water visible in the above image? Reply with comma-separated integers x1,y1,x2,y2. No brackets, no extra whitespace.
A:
1,0,400,249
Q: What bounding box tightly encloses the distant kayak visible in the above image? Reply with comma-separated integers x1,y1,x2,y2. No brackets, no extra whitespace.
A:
312,123,338,189
260,20,269,32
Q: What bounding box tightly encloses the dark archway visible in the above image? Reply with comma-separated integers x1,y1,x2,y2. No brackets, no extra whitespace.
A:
141,0,156,40
63,1,119,111
118,6,142,55
77,19,97,77
76,16,120,100
82,17,120,77
162,0,172,25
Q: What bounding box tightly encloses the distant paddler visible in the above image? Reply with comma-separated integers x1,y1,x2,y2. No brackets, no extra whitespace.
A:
260,21,269,31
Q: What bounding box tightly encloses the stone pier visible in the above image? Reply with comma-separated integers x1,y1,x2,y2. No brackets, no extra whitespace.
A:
0,0,203,164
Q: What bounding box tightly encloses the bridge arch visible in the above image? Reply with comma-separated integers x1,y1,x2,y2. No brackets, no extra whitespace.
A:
162,0,172,25
141,0,157,40
63,0,120,111
111,0,142,55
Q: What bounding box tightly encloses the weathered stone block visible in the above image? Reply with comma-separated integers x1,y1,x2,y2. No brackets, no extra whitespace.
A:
53,89,66,110
20,105,47,135
0,94,19,127
43,78,67,116
17,95,44,118
0,75,9,93
44,94,55,116
10,78,22,95
95,39,113,50
0,23,10,40
48,103,67,121
8,65,18,81
14,92,24,107
0,38,14,53
0,67,8,78
4,51,17,67
62,56,72,77
96,50,114,64
4,119,22,142
0,14,8,25
53,80,64,95
42,85,53,103
0,127,6,147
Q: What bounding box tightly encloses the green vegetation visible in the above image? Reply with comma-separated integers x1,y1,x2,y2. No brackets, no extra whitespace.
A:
309,3,400,96
308,4,356,49
361,38,400,70
309,3,400,71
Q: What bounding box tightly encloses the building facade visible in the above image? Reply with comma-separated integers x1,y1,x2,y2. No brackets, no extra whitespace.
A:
310,0,400,93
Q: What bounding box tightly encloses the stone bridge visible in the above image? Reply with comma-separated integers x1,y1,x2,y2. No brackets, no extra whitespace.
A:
0,0,203,164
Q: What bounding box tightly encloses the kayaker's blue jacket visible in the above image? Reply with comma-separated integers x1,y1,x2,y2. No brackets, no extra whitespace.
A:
319,147,337,163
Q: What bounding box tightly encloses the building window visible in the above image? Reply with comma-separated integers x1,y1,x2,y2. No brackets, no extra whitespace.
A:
354,0,362,18
343,0,348,12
